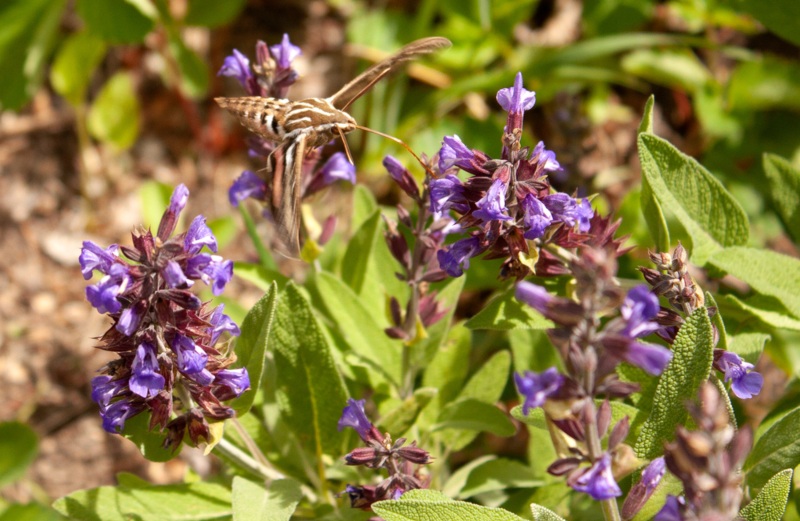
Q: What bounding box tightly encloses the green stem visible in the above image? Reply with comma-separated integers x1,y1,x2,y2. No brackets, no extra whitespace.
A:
239,205,277,271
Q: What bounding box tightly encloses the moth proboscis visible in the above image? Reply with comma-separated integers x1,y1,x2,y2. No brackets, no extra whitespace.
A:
215,36,451,255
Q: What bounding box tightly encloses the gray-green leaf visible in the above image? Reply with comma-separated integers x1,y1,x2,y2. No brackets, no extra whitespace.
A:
232,477,303,521
739,469,792,521
745,405,800,489
87,72,140,149
763,153,800,243
530,503,567,521
272,283,347,455
637,133,749,264
0,422,37,487
635,308,714,459
465,287,552,330
372,488,526,521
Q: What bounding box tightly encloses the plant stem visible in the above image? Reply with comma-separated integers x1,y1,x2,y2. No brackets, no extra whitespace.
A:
583,400,622,521
399,203,429,398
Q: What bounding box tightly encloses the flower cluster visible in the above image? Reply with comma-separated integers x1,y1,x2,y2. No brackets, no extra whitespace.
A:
81,185,248,450
219,35,356,251
430,72,627,280
641,243,763,399
655,383,751,521
338,399,432,510
513,246,672,502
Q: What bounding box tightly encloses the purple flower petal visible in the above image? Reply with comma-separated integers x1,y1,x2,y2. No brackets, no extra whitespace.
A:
215,368,250,397
91,375,128,411
625,341,672,376
168,184,190,217
714,351,763,399
116,304,142,336
269,33,302,69
229,170,267,207
208,304,240,345
515,281,553,315
496,72,536,114
514,368,564,414
338,398,376,442
129,342,165,399
320,152,356,185
185,254,233,296
437,236,482,277
521,195,554,239
654,495,685,521
621,285,661,338
429,174,467,218
79,241,119,279
100,399,140,433
532,141,561,172
185,215,218,254
218,48,252,88
172,334,208,374
162,260,193,289
438,135,474,173
474,178,512,223
571,453,622,500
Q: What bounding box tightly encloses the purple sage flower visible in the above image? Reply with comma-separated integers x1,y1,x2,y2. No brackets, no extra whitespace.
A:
496,72,536,115
624,341,672,376
229,170,267,207
129,342,165,399
571,453,622,500
163,260,193,289
100,399,141,433
208,304,240,345
429,174,468,218
654,495,686,521
532,141,561,172
173,334,208,375
514,368,564,414
521,194,554,239
542,193,580,226
641,457,666,492
116,304,143,336
621,286,661,338
214,368,250,398
218,49,252,88
338,398,380,442
474,178,512,223
438,135,475,173
79,241,119,279
515,281,553,316
577,198,594,232
185,254,234,296
269,33,302,69
91,375,128,411
320,152,356,185
437,236,483,277
185,215,218,254
85,264,129,314
713,351,763,399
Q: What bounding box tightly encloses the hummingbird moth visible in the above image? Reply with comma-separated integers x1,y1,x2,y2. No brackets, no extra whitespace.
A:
216,36,451,254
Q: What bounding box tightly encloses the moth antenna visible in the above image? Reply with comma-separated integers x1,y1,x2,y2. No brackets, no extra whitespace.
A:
355,124,435,178
338,68,392,112
337,127,355,164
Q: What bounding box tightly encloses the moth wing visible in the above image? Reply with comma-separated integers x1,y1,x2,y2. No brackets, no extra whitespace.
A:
327,37,451,110
270,136,306,256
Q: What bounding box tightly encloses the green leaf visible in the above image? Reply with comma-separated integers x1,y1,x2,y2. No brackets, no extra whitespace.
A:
51,31,106,106
729,0,800,46
723,294,800,332
53,481,231,521
530,503,567,521
443,457,544,499
637,133,749,264
120,412,178,462
372,488,526,521
638,95,655,134
728,331,769,366
184,0,246,27
231,283,278,415
341,211,381,298
432,398,515,438
272,283,347,455
418,323,471,428
77,0,156,44
465,287,553,330
763,153,800,243
709,247,800,320
728,55,800,111
310,271,401,385
87,71,140,149
232,262,288,292
0,422,37,487
745,405,800,489
635,307,714,459
351,184,378,232
232,477,302,521
0,503,63,521
377,387,437,437
739,469,793,521
509,328,561,373
0,0,65,110
168,35,209,98
622,48,711,92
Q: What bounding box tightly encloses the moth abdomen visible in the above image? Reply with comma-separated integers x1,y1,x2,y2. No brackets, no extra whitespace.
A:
214,96,289,140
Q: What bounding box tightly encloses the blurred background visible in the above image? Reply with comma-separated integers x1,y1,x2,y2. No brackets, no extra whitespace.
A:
1,0,799,517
